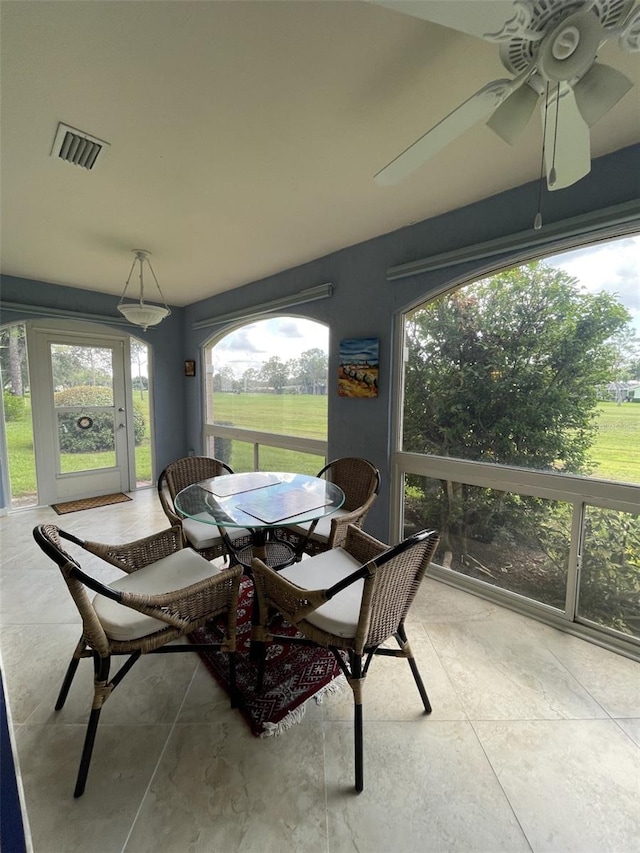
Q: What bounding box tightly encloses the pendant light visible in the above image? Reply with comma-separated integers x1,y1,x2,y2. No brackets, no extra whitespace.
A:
117,249,171,329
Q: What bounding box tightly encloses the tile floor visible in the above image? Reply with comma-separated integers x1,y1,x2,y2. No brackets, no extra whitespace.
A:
1,489,638,853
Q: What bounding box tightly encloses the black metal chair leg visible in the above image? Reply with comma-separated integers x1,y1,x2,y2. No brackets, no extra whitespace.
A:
55,658,81,711
74,706,102,798
396,624,431,714
74,655,110,798
55,637,86,710
351,652,364,793
354,703,364,793
407,656,432,713
255,641,267,693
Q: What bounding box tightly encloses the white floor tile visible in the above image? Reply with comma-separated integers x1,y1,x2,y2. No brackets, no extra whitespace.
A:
324,720,530,852
474,719,640,853
1,492,638,853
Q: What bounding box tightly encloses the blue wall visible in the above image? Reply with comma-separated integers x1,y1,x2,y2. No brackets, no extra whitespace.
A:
183,143,640,539
2,143,639,536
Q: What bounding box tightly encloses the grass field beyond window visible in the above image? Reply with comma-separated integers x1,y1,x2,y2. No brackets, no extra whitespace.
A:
212,392,328,438
4,397,639,498
5,396,152,501
590,402,640,483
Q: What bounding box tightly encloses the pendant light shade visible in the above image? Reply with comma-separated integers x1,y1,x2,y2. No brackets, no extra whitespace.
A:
118,250,171,330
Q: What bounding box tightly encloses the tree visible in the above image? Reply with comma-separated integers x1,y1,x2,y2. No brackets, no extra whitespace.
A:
628,358,640,382
403,261,632,576
291,348,328,394
241,367,260,392
404,262,630,474
605,327,640,400
130,340,148,398
50,344,113,388
259,356,288,393
0,324,27,395
212,364,236,392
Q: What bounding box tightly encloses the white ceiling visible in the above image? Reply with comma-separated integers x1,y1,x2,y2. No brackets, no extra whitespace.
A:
1,1,639,307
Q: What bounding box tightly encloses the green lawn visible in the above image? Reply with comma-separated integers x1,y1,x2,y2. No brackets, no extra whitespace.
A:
4,394,639,498
590,402,640,484
5,396,152,500
4,412,37,499
212,392,328,439
211,392,328,475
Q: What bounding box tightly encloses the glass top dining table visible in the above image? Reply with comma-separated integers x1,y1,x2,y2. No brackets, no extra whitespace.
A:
174,470,345,564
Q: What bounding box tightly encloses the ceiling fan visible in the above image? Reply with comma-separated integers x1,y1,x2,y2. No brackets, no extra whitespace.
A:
373,0,640,192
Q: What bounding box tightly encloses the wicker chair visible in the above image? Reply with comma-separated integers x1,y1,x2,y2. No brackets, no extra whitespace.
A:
158,456,252,562
33,523,242,798
251,524,439,792
282,457,381,557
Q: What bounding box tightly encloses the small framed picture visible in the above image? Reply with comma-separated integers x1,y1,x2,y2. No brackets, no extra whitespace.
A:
338,337,379,398
184,359,196,377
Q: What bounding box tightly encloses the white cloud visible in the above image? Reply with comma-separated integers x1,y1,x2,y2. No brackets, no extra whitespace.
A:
213,317,328,375
548,234,640,332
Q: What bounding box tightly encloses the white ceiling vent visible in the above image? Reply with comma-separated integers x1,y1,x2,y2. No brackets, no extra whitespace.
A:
50,123,109,169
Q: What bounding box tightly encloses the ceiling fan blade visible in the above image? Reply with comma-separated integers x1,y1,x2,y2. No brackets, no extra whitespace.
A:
572,62,633,127
543,87,591,191
375,79,513,186
369,1,517,41
486,83,539,144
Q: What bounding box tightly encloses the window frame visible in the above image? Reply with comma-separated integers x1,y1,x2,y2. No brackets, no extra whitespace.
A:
391,224,640,661
200,316,330,471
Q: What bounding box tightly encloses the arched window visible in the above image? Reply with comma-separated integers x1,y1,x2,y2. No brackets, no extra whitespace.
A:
203,316,329,475
397,232,640,652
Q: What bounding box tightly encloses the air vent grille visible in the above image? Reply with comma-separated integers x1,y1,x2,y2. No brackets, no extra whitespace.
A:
51,123,109,170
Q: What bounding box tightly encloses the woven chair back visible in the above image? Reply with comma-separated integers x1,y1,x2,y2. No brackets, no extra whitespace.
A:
164,456,233,502
359,532,439,650
320,457,379,512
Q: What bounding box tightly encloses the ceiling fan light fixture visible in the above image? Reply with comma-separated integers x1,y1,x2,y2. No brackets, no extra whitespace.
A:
117,249,171,330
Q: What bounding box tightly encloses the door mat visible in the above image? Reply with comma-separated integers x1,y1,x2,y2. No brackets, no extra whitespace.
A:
51,493,132,515
191,576,344,736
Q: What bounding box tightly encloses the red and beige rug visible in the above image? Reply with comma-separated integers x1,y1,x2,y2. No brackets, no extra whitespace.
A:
191,575,344,736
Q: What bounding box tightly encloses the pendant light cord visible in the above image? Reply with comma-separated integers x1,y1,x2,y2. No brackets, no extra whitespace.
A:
118,257,138,304
548,82,561,188
534,81,551,231
118,252,170,311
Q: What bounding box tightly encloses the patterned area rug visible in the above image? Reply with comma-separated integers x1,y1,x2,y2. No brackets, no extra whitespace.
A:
192,576,344,736
51,492,132,515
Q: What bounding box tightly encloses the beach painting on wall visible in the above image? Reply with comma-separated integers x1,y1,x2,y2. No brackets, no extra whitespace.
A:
338,337,379,398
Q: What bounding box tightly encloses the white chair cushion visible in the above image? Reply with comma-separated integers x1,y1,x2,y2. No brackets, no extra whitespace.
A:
287,508,351,543
183,515,249,550
93,548,225,641
278,546,363,638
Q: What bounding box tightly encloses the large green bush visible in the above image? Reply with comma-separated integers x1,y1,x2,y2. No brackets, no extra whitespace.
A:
3,391,26,421
55,386,145,452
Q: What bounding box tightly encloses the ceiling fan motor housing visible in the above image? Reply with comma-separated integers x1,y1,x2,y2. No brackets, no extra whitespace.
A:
538,10,604,82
